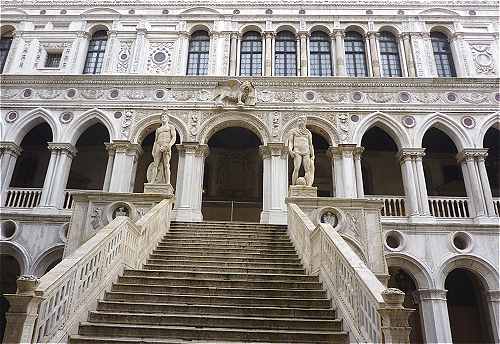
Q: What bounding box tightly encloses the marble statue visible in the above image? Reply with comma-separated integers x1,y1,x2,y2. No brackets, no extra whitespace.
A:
288,117,315,186
147,111,176,185
213,79,256,107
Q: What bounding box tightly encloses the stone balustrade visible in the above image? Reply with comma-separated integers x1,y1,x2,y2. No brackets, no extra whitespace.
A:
287,203,413,344
2,197,174,343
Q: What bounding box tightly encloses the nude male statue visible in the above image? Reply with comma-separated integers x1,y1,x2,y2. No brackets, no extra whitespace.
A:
148,111,177,185
288,117,315,186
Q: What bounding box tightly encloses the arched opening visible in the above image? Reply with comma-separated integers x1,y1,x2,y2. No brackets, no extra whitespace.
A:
275,31,297,76
422,127,466,196
10,122,53,188
240,31,262,76
288,130,332,196
203,127,263,222
483,126,500,197
430,31,456,78
187,30,210,76
133,129,180,193
445,268,494,343
83,30,108,74
344,31,368,77
0,254,20,342
361,127,403,195
388,266,424,344
309,31,332,76
66,123,110,190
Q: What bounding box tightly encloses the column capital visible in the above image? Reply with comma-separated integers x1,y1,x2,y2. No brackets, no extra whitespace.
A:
398,148,426,162
176,143,209,157
136,27,148,36
332,29,345,38
416,288,448,301
298,31,309,38
327,144,361,158
178,31,190,39
209,31,223,39
456,148,489,162
259,143,287,160
76,31,90,39
230,31,240,39
264,31,275,39
107,30,118,38
47,142,77,157
367,31,379,39
0,141,23,156
105,140,143,156
486,289,500,302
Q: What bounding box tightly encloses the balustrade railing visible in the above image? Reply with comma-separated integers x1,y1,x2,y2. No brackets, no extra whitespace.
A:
428,196,469,218
287,203,412,343
493,198,500,217
3,188,42,208
366,195,406,217
63,189,82,209
3,197,174,344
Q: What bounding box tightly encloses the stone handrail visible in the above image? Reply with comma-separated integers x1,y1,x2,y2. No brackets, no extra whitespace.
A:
3,197,173,344
287,203,412,344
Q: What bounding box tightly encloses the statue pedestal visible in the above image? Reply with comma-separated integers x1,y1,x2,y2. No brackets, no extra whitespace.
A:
288,185,318,198
144,183,174,196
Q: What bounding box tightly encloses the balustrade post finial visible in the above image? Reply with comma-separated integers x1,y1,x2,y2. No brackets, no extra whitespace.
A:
377,288,414,344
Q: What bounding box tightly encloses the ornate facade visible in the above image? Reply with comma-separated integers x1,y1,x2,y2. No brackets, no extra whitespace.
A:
0,0,499,343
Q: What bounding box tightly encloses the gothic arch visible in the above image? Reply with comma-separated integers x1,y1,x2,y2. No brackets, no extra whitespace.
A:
66,108,115,145
0,241,31,275
437,254,499,291
281,116,338,146
354,111,410,149
6,107,58,144
416,112,473,150
198,112,270,145
32,244,65,277
477,113,500,147
385,253,434,289
131,113,187,145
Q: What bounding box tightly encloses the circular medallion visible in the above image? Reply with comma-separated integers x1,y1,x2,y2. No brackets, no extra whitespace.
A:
153,51,167,64
162,9,169,14
304,91,315,101
155,89,165,99
495,93,500,102
446,92,458,102
320,211,338,227
59,111,74,124
5,111,18,123
461,116,475,129
114,111,123,119
109,89,119,99
119,53,128,61
402,115,416,128
351,91,364,102
350,114,360,123
233,9,240,14
66,88,76,98
399,92,411,103
128,9,135,14
23,89,32,98
60,9,67,14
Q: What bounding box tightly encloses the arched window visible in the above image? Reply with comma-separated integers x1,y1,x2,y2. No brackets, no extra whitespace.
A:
275,31,297,76
379,32,402,77
431,32,456,77
309,31,332,76
0,29,14,73
187,30,210,76
344,31,368,77
83,30,108,74
240,31,262,76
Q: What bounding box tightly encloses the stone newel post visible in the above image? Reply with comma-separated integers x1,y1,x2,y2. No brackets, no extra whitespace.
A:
378,288,414,344
3,276,43,344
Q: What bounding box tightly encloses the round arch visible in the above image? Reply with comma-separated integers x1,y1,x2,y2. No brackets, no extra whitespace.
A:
275,25,298,35
131,113,187,145
308,25,332,35
0,241,31,275
428,25,455,38
6,108,59,144
377,25,402,36
86,23,112,35
66,109,115,145
354,112,410,149
385,253,434,289
281,116,338,146
188,24,212,35
198,113,270,145
477,113,500,147
343,24,368,35
416,113,473,150
239,24,264,35
437,254,499,291
32,244,65,277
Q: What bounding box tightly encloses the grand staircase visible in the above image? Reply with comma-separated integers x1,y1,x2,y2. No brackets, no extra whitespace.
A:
69,221,348,343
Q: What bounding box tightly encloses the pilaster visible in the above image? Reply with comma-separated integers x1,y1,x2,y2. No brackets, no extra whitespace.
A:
130,24,147,73
229,32,239,76
332,30,346,76
298,31,309,76
264,31,273,76
177,31,190,75
401,33,416,77
71,31,90,74
486,290,500,343
367,32,381,77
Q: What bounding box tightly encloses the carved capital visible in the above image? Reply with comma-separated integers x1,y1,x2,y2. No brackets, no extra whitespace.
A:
486,290,500,302
0,141,23,156
177,143,209,158
416,288,448,301
178,31,190,39
230,32,240,40
456,148,488,163
298,31,309,39
77,31,90,39
264,31,274,39
259,143,287,160
105,140,142,156
398,148,426,162
332,29,345,38
47,142,77,157
329,144,359,158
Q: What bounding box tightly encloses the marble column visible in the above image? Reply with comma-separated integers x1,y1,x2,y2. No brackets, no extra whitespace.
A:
174,143,209,222
457,149,496,221
486,290,500,343
107,141,143,193
416,289,453,344
328,145,362,198
353,147,364,197
229,32,239,76
414,149,431,216
367,32,381,77
298,31,308,76
333,30,346,76
130,25,147,73
39,143,77,208
259,144,288,225
0,142,22,198
264,31,273,76
399,149,422,217
401,33,416,77
103,143,115,192
177,31,190,75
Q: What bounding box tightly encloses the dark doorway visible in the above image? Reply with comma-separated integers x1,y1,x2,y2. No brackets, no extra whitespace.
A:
203,127,263,222
445,268,494,343
484,126,500,197
0,254,21,342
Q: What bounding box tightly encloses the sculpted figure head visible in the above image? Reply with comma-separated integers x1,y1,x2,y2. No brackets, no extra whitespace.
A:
161,110,170,125
298,117,307,129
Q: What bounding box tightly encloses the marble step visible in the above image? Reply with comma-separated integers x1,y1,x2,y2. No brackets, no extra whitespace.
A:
96,300,335,319
74,323,347,343
147,254,301,264
143,264,305,274
104,291,331,307
159,238,293,245
111,284,327,298
152,246,297,254
145,258,303,269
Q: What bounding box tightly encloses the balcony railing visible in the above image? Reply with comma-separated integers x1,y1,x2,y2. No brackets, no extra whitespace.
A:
366,195,406,217
3,188,42,208
428,196,469,218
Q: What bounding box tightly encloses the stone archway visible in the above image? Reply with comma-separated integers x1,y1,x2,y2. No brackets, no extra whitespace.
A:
202,127,263,222
0,254,21,342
